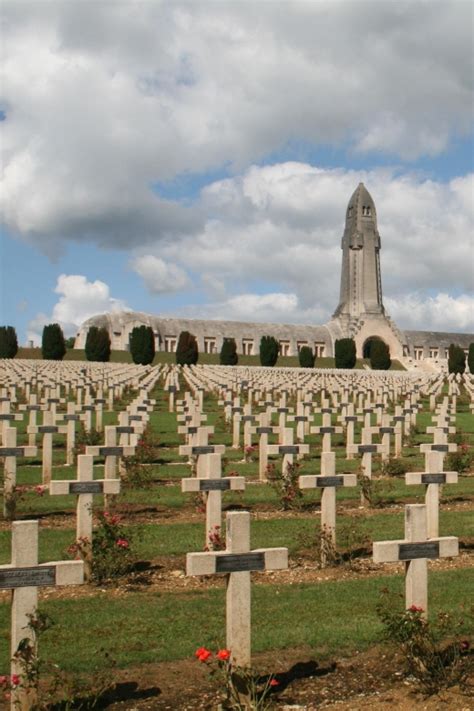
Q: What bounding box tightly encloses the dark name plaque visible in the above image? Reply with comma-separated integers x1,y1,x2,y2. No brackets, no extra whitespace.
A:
317,476,344,487
70,481,104,494
192,446,214,455
200,479,231,492
294,416,307,422
241,416,254,423
47,398,60,403
279,445,299,454
117,426,134,434
167,386,177,393
393,416,405,422
403,409,413,415
345,416,358,422
0,414,15,420
319,427,335,434
224,401,232,407
83,406,95,411
232,407,243,414
215,552,265,573
64,414,80,421
256,427,273,435
277,407,289,413
129,415,143,421
27,405,41,411
95,398,106,404
99,447,123,456
39,426,58,433
0,565,56,589
421,474,446,485
399,541,439,561
137,406,147,412
431,445,449,452
0,447,24,457
380,427,394,434
321,408,332,414
359,445,377,453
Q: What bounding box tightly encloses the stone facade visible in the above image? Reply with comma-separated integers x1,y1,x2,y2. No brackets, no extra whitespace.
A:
75,184,473,367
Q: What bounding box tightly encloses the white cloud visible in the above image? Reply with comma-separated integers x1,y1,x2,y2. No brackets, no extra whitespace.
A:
1,1,472,252
130,255,190,294
386,293,474,333
27,274,128,344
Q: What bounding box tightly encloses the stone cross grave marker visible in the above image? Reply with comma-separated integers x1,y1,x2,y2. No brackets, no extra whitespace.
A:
49,454,121,579
187,511,287,668
373,504,458,616
249,413,280,481
310,410,342,453
181,453,245,548
0,427,37,518
299,451,356,566
0,520,84,711
267,427,309,474
405,450,458,538
27,411,67,484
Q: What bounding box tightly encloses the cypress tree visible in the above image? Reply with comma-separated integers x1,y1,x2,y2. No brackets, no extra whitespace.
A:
259,336,279,367
85,326,100,361
334,338,356,369
468,343,474,374
85,326,111,362
448,344,465,374
176,331,198,365
220,338,238,365
298,345,315,368
41,323,66,360
370,340,391,370
0,326,18,358
130,325,155,365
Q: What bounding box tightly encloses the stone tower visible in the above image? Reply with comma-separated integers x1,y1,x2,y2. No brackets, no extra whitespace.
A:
329,183,405,358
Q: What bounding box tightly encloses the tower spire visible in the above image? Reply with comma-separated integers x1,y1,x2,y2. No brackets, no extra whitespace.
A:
333,183,384,320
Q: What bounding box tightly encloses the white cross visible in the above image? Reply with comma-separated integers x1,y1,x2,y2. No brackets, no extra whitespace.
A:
405,451,458,538
0,427,37,518
373,504,458,616
0,520,84,710
187,511,287,667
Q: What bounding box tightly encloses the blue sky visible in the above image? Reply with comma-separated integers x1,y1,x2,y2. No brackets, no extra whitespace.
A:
1,0,473,345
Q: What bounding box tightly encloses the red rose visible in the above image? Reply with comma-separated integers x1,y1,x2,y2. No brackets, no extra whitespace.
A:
216,649,231,661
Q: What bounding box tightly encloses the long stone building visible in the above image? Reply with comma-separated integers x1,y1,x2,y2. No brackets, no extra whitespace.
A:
75,184,473,370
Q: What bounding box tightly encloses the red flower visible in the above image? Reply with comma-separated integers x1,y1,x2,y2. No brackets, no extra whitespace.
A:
10,675,20,687
116,538,129,549
408,605,423,613
0,676,8,687
195,647,212,662
216,649,231,661
269,678,279,686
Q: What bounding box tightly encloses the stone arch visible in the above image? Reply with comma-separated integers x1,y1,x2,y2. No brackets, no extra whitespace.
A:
362,335,387,359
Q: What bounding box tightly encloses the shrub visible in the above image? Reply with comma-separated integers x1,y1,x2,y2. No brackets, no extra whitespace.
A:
176,331,198,365
69,511,135,584
259,336,279,367
446,444,473,474
381,457,408,477
129,325,155,365
298,345,315,368
85,326,111,362
377,593,473,695
220,337,238,365
334,338,356,369
448,343,466,374
468,343,474,374
41,323,66,360
65,336,76,349
370,340,391,370
0,325,18,358
268,461,303,510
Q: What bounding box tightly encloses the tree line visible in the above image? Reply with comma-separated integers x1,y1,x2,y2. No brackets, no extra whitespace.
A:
1,324,473,373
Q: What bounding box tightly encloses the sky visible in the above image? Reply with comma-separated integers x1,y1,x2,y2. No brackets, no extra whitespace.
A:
1,0,473,346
